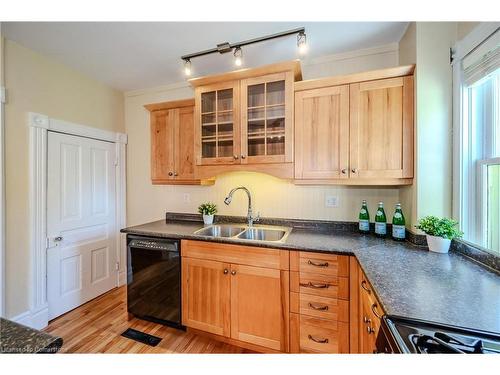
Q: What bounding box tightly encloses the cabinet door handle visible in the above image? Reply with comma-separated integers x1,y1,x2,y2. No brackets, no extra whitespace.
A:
231,270,236,276
223,268,229,275
351,168,358,174
341,168,347,174
168,172,173,176
307,260,329,267
233,155,239,160
241,155,246,159
361,280,371,294
308,302,328,311
173,172,178,177
299,282,329,289
308,335,329,344
371,303,383,319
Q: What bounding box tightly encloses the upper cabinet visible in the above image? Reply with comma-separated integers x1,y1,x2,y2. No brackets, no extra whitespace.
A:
146,99,214,185
241,72,294,164
349,76,414,180
146,63,415,186
190,61,300,179
195,80,241,165
294,65,415,185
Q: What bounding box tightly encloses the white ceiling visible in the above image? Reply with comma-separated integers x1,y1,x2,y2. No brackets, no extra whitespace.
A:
3,22,409,92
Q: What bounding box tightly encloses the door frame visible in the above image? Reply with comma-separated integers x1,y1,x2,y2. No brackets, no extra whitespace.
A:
28,112,127,329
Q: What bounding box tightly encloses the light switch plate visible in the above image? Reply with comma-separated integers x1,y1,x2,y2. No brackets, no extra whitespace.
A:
325,195,339,208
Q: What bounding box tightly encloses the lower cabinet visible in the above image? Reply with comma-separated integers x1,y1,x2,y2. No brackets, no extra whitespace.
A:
181,240,289,352
181,257,231,337
358,266,384,354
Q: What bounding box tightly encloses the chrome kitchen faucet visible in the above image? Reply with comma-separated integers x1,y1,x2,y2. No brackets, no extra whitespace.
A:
224,186,260,226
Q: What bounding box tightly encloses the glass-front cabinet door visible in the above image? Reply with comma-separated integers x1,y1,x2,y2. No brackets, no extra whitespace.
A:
195,81,240,165
241,72,293,164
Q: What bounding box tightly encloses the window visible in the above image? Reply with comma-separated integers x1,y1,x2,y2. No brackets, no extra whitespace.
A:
458,29,500,255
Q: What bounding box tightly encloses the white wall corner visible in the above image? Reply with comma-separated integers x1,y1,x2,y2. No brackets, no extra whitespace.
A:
28,112,50,129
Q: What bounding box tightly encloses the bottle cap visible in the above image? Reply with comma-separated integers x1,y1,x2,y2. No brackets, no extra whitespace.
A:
362,200,367,204
378,201,383,206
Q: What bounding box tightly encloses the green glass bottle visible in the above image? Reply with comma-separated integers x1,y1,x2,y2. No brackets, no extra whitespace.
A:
392,203,406,241
358,200,370,233
374,201,387,237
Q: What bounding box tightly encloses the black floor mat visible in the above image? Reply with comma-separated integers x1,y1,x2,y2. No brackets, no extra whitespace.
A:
121,328,162,347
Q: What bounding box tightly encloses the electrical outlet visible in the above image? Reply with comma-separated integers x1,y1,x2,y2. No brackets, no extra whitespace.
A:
325,195,339,208
182,193,191,203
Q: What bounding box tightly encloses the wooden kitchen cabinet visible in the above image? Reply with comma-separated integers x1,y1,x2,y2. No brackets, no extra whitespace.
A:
181,240,290,352
194,80,241,165
146,99,214,185
294,65,415,186
181,257,231,337
358,267,384,354
190,61,301,180
230,264,289,351
350,76,414,181
294,85,350,179
240,71,294,164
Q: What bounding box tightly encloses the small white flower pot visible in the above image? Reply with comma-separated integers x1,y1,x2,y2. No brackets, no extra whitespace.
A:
426,235,451,254
203,214,214,225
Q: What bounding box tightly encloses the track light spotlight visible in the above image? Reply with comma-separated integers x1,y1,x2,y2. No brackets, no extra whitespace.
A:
234,47,243,67
297,31,307,55
184,59,192,76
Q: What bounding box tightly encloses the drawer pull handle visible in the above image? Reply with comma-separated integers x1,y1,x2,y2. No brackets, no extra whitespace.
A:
371,303,382,319
308,335,329,344
361,280,371,294
367,326,375,334
363,316,371,324
307,260,329,267
308,302,329,311
300,282,329,289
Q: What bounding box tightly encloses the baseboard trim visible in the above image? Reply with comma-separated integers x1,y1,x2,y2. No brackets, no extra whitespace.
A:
118,271,127,287
10,306,49,330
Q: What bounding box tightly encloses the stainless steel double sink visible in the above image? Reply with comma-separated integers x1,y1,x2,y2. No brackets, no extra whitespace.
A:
194,224,291,243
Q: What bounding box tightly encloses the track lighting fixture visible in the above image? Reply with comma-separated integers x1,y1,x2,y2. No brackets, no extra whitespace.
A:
297,31,307,55
180,27,306,77
234,47,243,67
184,59,192,76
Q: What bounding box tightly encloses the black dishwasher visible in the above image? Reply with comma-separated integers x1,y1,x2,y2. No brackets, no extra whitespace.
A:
127,235,183,329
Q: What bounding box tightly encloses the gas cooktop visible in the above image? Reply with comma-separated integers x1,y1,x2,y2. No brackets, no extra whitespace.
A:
381,316,500,354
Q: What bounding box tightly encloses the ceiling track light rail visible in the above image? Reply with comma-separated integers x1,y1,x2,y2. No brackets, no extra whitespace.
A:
181,27,306,76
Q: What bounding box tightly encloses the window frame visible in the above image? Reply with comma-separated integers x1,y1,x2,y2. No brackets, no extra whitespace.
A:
452,23,500,255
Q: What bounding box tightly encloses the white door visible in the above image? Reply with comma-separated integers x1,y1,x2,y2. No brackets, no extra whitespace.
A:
47,132,117,320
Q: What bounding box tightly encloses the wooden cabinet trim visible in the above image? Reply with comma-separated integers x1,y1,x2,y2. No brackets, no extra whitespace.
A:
181,240,289,270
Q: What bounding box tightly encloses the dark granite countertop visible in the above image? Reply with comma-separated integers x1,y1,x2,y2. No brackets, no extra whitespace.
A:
0,318,63,353
121,219,500,334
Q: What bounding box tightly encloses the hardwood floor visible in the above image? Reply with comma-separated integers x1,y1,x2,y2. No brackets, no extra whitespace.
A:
44,286,253,354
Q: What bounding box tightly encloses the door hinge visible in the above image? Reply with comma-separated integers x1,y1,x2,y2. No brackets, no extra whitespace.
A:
115,261,120,271
450,47,455,65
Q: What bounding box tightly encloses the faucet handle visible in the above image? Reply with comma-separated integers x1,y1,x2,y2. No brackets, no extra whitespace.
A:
253,212,260,222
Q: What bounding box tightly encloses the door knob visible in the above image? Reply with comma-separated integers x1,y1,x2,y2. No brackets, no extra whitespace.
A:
233,155,239,160
240,155,246,159
231,270,236,276
223,269,229,275
168,172,173,176
341,168,347,174
173,172,178,177
351,168,358,174
54,236,63,242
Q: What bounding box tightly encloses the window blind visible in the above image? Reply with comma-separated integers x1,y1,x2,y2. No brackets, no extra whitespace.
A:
462,28,500,86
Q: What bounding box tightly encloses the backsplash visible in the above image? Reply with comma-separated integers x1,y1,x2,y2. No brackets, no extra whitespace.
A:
128,171,401,226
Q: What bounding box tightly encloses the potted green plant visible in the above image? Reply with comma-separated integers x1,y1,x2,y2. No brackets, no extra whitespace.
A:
415,216,463,253
198,202,217,225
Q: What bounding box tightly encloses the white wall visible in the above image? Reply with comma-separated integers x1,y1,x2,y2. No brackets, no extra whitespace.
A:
125,44,402,227
4,39,125,318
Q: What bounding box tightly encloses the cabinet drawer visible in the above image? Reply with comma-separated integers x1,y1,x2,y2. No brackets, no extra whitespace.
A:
290,271,349,300
291,252,349,277
297,315,349,353
290,292,349,322
181,240,289,270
